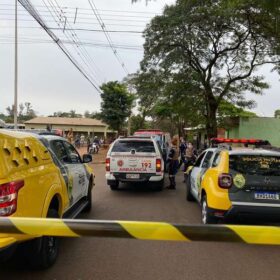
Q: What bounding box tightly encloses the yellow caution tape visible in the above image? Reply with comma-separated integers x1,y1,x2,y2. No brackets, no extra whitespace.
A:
119,221,189,241
0,217,279,245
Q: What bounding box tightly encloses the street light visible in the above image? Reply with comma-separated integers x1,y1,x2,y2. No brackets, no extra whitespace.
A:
14,0,18,129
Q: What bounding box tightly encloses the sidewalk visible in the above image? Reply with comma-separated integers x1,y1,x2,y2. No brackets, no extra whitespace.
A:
77,146,107,164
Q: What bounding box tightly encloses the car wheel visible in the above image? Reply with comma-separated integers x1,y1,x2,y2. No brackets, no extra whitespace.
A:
154,178,164,191
109,181,119,191
23,208,60,269
186,174,195,201
201,195,217,224
83,181,93,213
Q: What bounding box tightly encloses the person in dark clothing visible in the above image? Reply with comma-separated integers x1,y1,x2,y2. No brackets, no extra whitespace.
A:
87,137,91,153
178,137,186,169
167,138,179,190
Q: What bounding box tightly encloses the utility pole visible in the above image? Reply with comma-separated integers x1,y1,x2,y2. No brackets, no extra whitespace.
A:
14,0,18,129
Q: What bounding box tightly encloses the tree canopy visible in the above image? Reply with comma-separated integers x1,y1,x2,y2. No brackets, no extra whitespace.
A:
140,0,280,138
100,81,134,133
4,102,36,123
49,110,82,118
275,109,280,119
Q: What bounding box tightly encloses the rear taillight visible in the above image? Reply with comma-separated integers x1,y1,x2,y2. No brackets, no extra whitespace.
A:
0,180,24,216
218,174,232,189
106,158,110,172
156,159,162,172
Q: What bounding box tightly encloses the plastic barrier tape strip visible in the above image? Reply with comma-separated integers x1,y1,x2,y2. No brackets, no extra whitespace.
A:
1,217,280,245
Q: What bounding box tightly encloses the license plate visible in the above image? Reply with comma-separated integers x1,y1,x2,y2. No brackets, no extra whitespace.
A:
254,192,280,200
126,174,140,179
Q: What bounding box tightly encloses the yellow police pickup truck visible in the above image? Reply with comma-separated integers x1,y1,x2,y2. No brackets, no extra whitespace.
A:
185,138,280,224
0,130,94,269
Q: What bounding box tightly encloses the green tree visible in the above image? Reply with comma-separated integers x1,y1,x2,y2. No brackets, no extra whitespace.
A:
128,69,205,137
84,110,91,118
49,111,82,118
127,70,165,123
100,81,134,133
141,0,280,138
274,109,280,118
6,102,36,123
130,114,149,134
69,110,82,118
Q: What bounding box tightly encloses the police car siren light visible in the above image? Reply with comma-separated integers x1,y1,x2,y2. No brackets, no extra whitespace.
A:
211,138,268,145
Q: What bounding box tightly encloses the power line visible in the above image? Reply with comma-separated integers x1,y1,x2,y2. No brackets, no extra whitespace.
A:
53,0,106,82
17,0,102,93
0,9,155,19
0,4,159,15
0,17,147,27
0,35,143,49
88,0,129,74
46,0,104,83
0,12,150,22
0,37,143,51
0,24,144,33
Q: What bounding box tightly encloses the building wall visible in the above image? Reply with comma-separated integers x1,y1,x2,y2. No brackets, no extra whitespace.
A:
227,126,239,139
227,117,280,147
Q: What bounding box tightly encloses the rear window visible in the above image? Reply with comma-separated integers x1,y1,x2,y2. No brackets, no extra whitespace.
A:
112,141,155,153
229,155,280,176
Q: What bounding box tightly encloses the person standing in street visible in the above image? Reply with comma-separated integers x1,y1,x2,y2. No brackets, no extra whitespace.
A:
167,137,179,190
87,136,91,153
184,142,197,172
178,137,186,169
67,128,74,144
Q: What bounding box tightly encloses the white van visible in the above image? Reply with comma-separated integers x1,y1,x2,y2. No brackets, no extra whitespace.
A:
105,137,165,191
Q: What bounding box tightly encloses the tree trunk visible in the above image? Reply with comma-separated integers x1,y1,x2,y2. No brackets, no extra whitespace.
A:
205,93,218,141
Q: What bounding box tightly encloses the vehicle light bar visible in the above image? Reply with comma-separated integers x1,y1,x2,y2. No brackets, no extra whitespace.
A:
211,138,270,145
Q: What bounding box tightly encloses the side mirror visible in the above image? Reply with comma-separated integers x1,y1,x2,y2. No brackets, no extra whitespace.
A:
83,154,92,163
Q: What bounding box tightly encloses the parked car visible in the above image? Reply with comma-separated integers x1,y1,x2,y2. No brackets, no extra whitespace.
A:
0,130,94,269
105,136,165,191
185,138,280,224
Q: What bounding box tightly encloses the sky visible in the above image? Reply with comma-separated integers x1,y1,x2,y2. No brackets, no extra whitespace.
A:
0,0,279,118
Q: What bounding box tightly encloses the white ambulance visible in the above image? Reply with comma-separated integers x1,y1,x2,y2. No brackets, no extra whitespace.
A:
105,137,165,191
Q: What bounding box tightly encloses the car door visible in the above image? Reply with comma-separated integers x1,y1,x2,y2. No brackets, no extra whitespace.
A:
199,151,214,187
63,141,89,203
190,152,207,199
50,140,75,204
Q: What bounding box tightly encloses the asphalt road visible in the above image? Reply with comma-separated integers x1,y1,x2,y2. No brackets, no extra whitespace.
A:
1,164,280,280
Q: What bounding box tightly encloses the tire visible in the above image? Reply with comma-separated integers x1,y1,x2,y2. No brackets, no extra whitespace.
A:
201,195,218,224
186,174,195,201
83,181,93,213
23,209,60,269
154,178,164,191
109,181,119,191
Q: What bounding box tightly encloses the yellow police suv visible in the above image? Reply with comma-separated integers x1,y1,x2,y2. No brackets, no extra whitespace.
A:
185,138,280,224
0,130,94,268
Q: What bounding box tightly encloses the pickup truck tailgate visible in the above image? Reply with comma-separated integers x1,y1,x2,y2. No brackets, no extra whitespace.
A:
110,153,156,173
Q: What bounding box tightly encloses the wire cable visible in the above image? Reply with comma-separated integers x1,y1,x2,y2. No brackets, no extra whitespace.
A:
88,0,129,74
17,0,102,93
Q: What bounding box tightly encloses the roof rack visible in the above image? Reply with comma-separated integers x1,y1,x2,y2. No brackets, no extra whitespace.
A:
259,145,280,153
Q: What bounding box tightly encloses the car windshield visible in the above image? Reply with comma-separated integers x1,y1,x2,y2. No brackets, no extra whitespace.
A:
229,154,280,176
112,141,155,153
